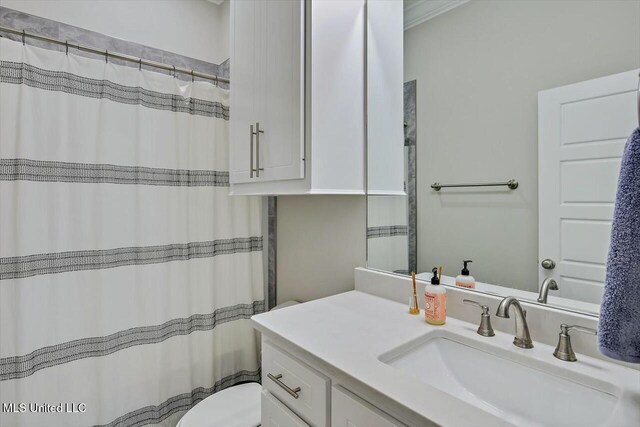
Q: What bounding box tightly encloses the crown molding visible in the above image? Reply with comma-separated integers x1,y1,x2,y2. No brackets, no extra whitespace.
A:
404,0,469,31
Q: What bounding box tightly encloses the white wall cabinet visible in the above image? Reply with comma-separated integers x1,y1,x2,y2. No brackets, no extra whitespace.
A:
229,0,366,195
261,338,410,427
229,0,304,186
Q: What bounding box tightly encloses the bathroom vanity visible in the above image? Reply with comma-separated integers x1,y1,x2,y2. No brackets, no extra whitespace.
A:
253,291,505,427
252,270,640,427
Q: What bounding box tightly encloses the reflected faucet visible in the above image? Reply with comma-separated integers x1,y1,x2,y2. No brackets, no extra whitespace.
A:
537,278,559,304
496,297,533,349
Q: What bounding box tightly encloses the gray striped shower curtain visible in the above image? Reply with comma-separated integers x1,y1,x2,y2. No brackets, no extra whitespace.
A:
0,38,264,426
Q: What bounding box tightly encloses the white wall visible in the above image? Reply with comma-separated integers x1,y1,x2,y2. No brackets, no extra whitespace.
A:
1,0,230,64
404,0,640,291
277,196,366,303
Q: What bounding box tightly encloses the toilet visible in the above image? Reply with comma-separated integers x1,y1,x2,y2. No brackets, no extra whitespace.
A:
177,301,300,427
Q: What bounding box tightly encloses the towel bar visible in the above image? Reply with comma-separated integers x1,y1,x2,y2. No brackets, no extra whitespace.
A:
431,179,519,191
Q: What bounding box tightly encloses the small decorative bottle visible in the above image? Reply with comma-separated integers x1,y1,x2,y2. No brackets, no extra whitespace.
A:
455,260,476,289
425,267,446,325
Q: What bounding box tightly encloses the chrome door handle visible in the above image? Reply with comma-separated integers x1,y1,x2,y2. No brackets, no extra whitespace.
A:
254,122,264,177
541,259,556,270
267,373,301,399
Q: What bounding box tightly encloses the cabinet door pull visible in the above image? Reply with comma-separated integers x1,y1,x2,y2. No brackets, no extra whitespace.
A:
267,373,301,399
255,122,265,177
249,124,255,178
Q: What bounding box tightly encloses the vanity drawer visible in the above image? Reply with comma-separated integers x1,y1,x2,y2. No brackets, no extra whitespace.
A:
262,341,329,427
262,391,310,427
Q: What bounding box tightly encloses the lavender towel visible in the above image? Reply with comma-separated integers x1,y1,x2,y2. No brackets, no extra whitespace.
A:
598,127,640,364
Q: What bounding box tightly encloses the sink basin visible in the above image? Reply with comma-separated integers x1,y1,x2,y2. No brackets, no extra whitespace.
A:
380,331,619,427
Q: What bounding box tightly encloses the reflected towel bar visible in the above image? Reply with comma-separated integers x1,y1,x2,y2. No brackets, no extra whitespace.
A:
431,179,519,191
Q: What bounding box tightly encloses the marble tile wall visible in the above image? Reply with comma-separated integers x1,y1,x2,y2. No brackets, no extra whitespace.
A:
404,80,418,273
267,197,277,309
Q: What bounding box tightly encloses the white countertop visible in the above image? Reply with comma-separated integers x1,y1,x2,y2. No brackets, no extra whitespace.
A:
252,290,514,426
252,290,640,427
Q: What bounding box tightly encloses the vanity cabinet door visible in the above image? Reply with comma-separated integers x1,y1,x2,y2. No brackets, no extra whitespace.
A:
262,391,310,427
332,386,406,427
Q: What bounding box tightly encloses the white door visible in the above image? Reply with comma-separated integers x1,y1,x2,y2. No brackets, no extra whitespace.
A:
255,0,305,182
262,391,309,427
229,0,259,184
331,386,405,427
538,69,639,305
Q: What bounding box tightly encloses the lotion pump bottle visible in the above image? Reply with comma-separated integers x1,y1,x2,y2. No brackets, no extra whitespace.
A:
455,260,476,289
425,268,446,325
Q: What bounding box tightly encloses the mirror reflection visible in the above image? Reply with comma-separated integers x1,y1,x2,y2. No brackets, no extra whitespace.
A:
367,0,640,315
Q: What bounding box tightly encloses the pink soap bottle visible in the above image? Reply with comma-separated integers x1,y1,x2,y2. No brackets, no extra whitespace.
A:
425,267,446,325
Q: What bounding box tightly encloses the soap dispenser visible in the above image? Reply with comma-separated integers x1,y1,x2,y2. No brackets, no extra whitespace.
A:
455,260,476,289
425,267,446,325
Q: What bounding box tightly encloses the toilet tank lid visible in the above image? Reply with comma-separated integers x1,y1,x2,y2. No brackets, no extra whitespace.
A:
176,382,261,427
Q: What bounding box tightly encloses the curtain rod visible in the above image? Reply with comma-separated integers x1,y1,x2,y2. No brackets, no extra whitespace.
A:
0,25,230,85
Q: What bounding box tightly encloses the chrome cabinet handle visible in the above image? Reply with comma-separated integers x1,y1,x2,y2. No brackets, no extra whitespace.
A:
267,373,301,399
463,299,495,337
541,259,556,270
254,122,264,177
249,124,254,178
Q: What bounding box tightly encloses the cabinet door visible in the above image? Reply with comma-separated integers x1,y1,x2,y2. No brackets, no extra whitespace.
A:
262,391,310,427
229,0,259,184
255,0,305,182
332,386,406,427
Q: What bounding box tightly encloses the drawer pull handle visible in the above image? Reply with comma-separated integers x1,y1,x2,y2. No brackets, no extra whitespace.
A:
267,373,301,399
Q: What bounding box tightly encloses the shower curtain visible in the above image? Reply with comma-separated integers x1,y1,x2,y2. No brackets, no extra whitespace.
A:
0,38,264,427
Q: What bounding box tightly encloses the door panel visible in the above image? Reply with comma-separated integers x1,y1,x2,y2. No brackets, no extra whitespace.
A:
257,0,304,182
538,69,639,305
230,0,259,184
262,391,309,427
331,386,405,427
560,158,622,202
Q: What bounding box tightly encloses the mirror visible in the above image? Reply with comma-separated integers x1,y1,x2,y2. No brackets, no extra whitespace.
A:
366,0,640,315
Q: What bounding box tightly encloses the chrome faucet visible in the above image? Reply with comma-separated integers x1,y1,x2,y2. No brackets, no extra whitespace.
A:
537,278,558,304
496,297,533,349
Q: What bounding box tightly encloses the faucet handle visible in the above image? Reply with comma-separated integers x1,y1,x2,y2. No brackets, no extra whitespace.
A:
553,324,597,362
563,324,597,335
463,299,495,337
463,299,489,314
